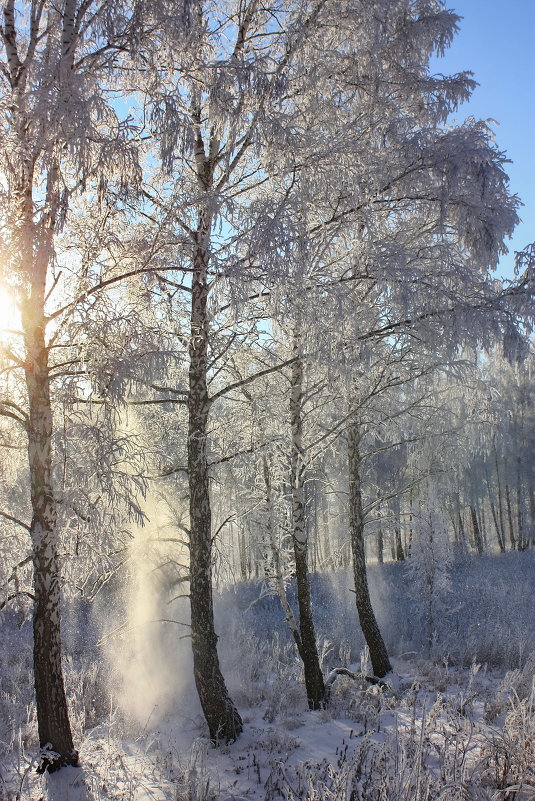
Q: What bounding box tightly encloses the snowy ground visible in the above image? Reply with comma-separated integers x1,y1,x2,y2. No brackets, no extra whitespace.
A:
9,655,534,801
1,553,534,801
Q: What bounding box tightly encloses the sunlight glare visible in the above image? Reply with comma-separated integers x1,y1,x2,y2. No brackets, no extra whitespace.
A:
0,285,22,340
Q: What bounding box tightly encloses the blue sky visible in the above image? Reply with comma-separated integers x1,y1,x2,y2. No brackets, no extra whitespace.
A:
431,0,535,281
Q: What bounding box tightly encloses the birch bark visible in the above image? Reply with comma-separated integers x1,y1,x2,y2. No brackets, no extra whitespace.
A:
347,414,392,678
187,138,242,738
289,331,325,709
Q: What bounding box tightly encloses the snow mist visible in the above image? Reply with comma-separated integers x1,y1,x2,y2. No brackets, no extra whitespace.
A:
100,491,193,729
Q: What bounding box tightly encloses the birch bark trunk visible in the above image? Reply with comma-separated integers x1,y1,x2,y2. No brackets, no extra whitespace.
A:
289,335,325,709
21,249,77,772
187,201,242,742
347,415,392,678
470,504,484,555
263,455,303,654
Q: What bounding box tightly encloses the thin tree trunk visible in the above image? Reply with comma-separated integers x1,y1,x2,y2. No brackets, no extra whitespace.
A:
263,455,303,654
187,205,242,742
289,337,326,709
394,527,405,561
376,524,384,564
455,504,467,558
320,477,333,571
407,489,414,558
516,459,525,550
505,483,517,550
347,416,392,678
479,506,488,548
489,498,506,553
470,504,484,555
493,445,507,549
375,492,384,564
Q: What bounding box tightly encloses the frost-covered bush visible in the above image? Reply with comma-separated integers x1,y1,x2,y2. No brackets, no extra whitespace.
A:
404,500,452,654
219,551,535,672
479,681,535,797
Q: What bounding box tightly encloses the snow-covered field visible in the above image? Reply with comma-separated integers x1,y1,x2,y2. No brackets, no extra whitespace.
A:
1,552,534,801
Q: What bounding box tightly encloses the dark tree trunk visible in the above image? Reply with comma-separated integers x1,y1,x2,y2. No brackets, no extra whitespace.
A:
407,489,414,558
348,417,392,678
289,340,326,710
489,497,506,552
470,504,484,555
394,527,405,561
187,212,242,743
320,473,334,571
505,484,517,550
376,527,384,564
494,446,507,549
23,293,77,773
516,459,525,550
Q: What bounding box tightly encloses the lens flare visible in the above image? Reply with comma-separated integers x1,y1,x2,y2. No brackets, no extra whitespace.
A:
0,286,21,340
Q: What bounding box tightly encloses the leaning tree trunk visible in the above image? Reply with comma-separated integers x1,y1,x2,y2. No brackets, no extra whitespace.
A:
187,211,242,743
289,338,326,709
23,285,77,772
347,415,392,678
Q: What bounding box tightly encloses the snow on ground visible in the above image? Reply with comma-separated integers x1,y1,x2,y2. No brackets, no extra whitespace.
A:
7,655,533,801
2,554,535,801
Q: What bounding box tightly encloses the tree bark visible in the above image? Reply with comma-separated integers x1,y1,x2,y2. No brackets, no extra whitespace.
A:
376,527,384,564
347,416,392,678
289,338,326,709
493,445,507,550
505,483,517,550
23,284,77,772
320,472,334,571
394,527,405,561
516,459,525,550
263,455,303,655
488,497,506,552
470,504,484,555
187,211,242,743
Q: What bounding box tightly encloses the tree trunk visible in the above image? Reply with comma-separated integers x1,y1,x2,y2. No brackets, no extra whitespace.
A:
348,416,392,678
489,498,506,552
516,459,525,550
289,339,326,709
23,292,77,773
505,483,517,550
187,213,242,743
320,475,334,571
394,527,405,561
494,446,507,549
470,504,484,555
376,527,384,564
407,489,414,558
263,455,303,652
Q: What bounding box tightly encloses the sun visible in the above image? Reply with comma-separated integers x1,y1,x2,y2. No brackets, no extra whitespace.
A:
0,285,22,341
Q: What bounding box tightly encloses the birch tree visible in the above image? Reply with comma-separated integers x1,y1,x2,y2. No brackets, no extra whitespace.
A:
0,0,191,772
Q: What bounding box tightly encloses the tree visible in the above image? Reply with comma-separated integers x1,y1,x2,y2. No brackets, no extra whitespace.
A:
0,0,190,771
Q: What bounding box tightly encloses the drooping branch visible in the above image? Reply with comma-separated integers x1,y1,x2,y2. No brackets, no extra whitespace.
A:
0,402,29,431
0,510,31,532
